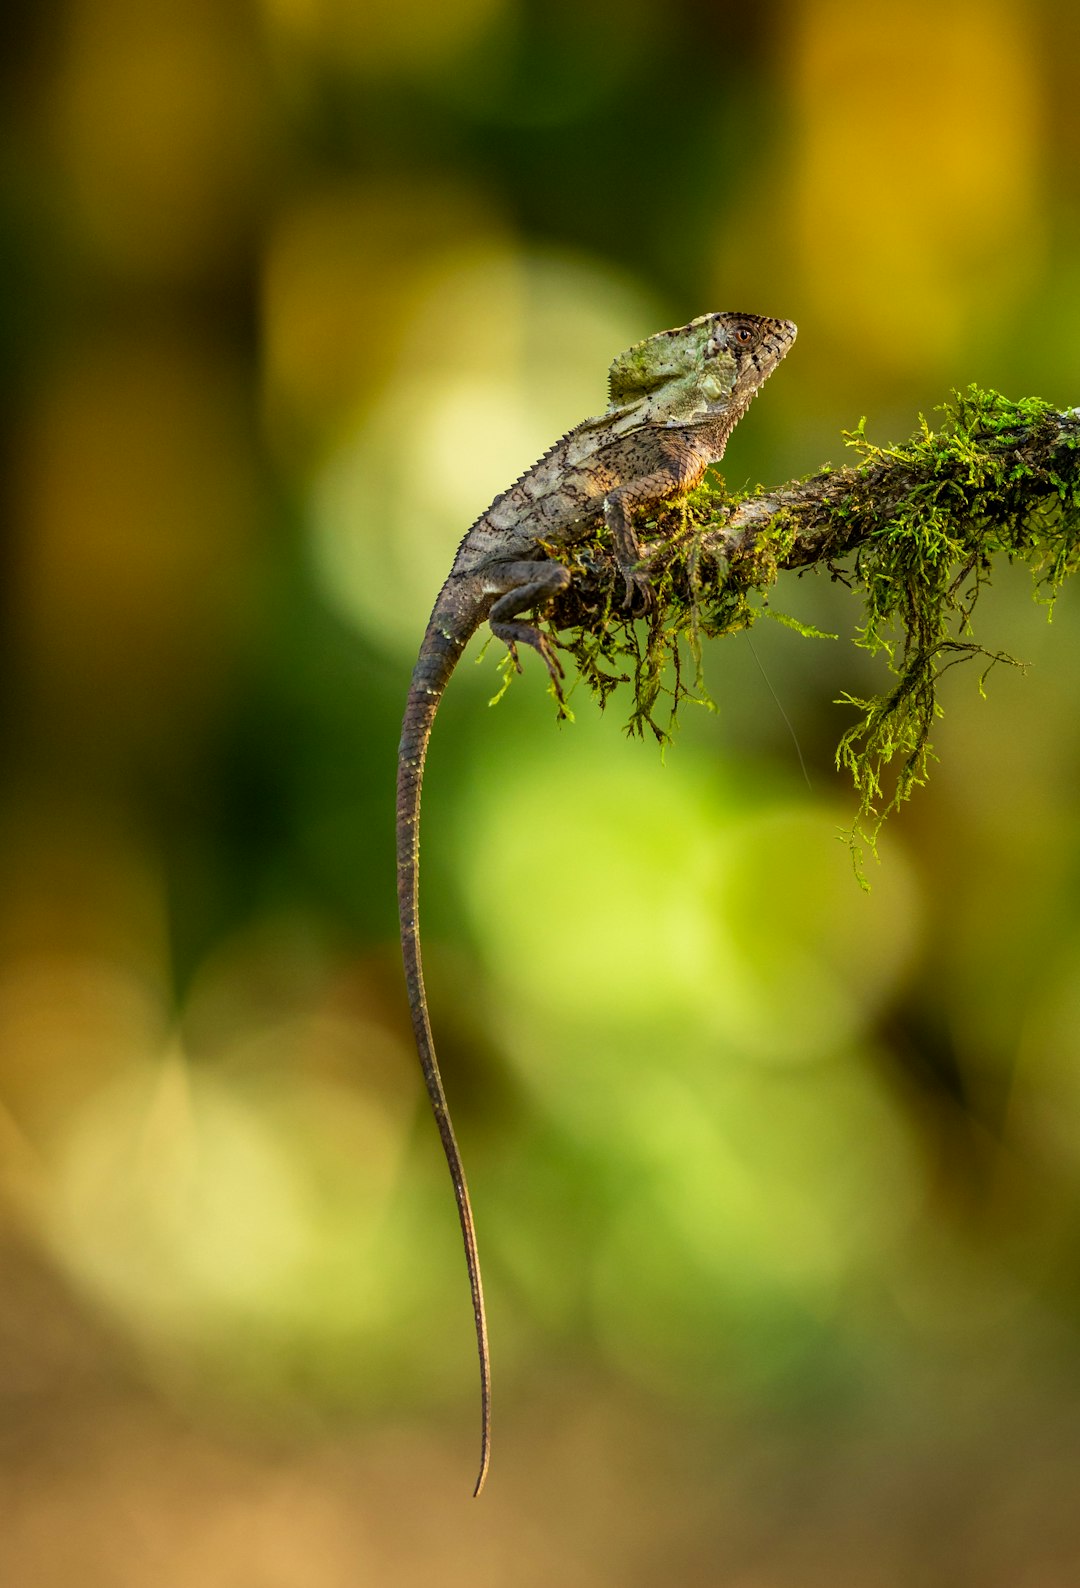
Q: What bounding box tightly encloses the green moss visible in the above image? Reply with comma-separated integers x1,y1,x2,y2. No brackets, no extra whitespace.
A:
546,387,1080,871
549,485,796,742
828,389,1079,866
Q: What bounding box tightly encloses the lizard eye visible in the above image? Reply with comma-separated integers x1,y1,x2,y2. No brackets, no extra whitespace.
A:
734,326,753,346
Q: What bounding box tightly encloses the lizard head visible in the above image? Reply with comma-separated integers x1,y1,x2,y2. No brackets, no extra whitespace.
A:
608,312,797,431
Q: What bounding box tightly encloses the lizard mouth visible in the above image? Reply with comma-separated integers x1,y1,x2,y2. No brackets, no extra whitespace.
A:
745,316,797,383
759,317,798,358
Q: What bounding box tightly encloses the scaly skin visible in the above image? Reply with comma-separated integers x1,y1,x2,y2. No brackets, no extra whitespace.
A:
396,311,797,1494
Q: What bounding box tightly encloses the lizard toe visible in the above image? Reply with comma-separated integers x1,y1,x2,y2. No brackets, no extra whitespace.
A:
622,569,656,612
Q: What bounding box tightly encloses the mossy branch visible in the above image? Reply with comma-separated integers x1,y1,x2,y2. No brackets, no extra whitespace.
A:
542,387,1080,860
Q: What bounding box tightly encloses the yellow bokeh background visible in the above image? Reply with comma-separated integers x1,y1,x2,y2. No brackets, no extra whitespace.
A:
2,0,1080,1581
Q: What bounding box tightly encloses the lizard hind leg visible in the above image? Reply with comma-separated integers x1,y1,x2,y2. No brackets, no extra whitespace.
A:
485,559,571,697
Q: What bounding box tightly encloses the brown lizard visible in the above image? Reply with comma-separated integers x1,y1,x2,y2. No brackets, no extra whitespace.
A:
396,310,797,1494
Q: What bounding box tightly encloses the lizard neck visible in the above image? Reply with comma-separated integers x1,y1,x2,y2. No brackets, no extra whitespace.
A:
675,405,742,459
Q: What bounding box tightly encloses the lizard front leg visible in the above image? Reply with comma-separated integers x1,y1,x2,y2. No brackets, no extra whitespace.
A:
483,559,571,696
604,448,708,609
603,490,653,610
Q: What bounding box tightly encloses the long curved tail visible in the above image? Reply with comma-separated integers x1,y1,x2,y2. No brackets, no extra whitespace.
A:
396,595,491,1496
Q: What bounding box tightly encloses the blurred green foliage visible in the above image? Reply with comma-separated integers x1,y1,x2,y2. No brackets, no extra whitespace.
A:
2,0,1080,1579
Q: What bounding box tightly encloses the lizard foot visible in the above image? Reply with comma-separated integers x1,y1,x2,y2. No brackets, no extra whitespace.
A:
622,567,656,612
489,560,571,700
491,619,565,697
535,633,566,694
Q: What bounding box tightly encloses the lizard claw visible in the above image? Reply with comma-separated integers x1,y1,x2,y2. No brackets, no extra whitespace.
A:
622,567,656,612
537,634,566,692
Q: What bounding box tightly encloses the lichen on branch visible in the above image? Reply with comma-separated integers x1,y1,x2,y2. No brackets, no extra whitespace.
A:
544,387,1080,856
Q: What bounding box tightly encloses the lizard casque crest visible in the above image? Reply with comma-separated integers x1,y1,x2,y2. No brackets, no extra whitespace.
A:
396,311,797,1493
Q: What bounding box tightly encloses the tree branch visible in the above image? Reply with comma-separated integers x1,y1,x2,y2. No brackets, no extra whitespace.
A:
544,389,1080,858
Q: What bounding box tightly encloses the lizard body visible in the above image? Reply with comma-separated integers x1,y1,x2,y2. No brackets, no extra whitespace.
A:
396,311,797,1494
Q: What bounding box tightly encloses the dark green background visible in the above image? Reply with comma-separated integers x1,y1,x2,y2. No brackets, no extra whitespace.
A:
1,0,1080,1580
